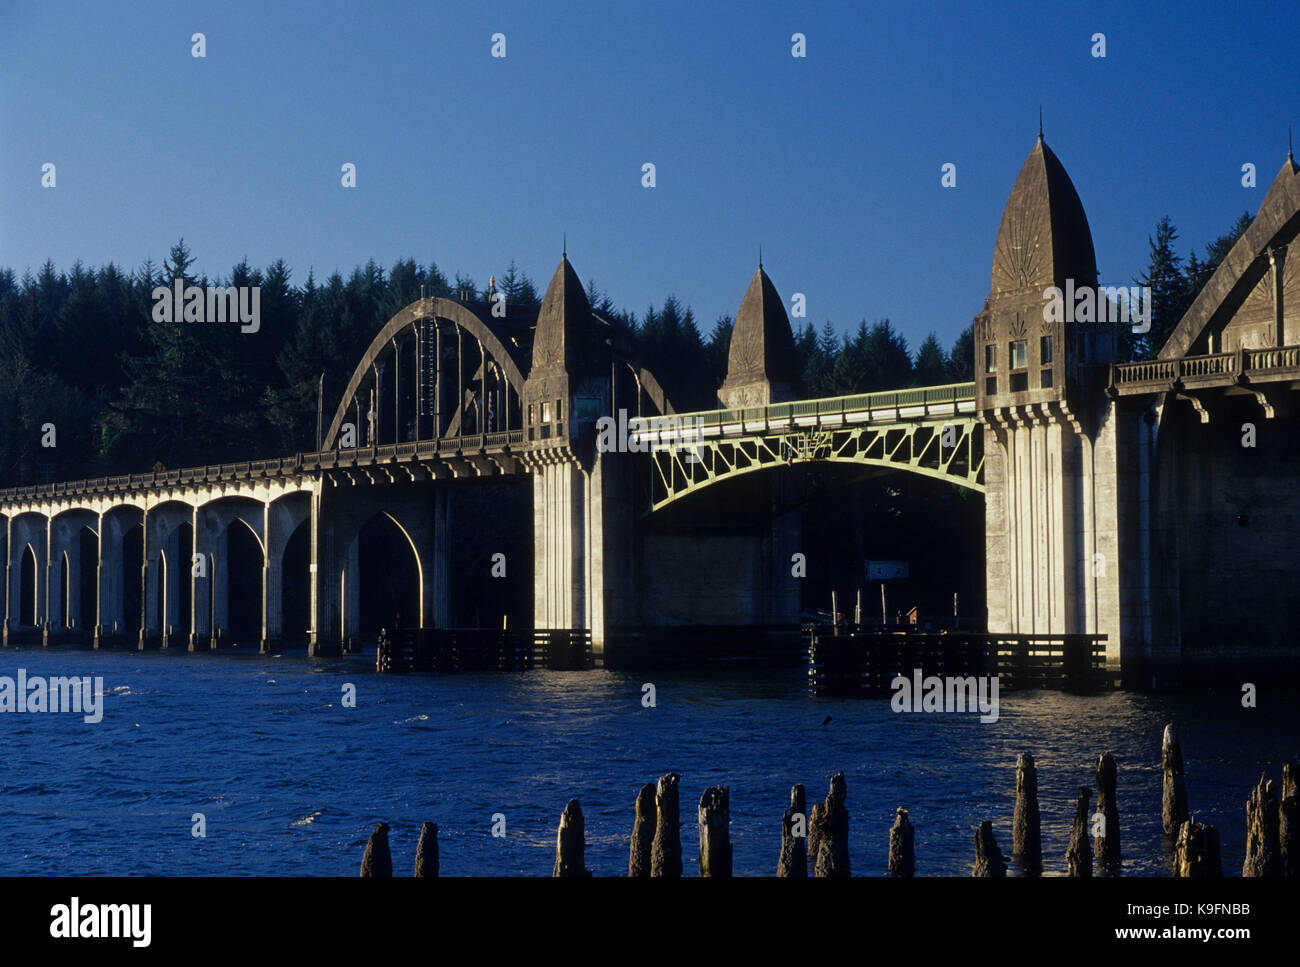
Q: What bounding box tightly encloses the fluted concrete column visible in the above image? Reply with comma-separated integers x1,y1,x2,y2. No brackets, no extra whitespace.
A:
3,516,11,646
429,487,450,627
190,507,211,650
137,511,150,650
343,537,360,650
533,459,586,629
262,496,281,653
42,517,55,645
212,526,229,649
309,486,341,656
95,514,125,647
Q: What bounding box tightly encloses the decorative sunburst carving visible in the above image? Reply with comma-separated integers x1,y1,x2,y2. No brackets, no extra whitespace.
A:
992,164,1051,295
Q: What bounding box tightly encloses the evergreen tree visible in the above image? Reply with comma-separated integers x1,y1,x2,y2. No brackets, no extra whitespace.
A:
947,325,974,381
1128,216,1185,360
913,332,948,386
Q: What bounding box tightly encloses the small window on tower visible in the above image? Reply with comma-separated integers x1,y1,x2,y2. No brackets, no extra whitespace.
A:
542,402,552,424
985,344,997,373
1040,335,1053,365
1009,339,1028,370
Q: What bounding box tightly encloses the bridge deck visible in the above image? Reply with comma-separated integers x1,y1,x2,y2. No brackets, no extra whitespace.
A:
0,431,526,504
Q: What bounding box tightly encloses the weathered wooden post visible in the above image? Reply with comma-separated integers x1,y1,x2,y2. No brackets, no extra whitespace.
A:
650,772,682,878
553,799,590,877
1281,762,1298,878
414,822,439,877
359,821,392,877
1243,776,1280,877
1012,753,1041,871
777,784,807,878
1066,787,1092,877
1094,751,1121,870
973,821,1006,877
1161,724,1188,835
698,786,732,877
807,800,825,873
888,807,914,877
628,783,657,877
1174,819,1221,877
812,771,850,877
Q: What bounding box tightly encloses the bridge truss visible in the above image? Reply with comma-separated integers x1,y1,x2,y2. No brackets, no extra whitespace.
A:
635,383,985,513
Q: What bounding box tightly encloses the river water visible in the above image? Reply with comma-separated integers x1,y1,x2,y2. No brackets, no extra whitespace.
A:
0,646,1294,876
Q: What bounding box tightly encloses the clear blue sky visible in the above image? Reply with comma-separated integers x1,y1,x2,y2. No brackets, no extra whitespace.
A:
2,0,1294,351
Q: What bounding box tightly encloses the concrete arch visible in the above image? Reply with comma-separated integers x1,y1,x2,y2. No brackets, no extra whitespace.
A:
324,298,529,449
344,510,424,642
5,512,48,642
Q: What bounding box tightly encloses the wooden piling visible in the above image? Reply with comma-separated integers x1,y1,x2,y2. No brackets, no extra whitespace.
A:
1282,762,1298,878
777,784,807,878
1161,724,1188,835
553,798,590,877
1243,776,1280,877
628,783,657,877
1174,819,1221,877
359,821,392,877
1094,751,1121,870
807,800,825,874
698,785,732,877
1065,786,1092,877
972,821,1006,877
1012,753,1041,871
812,771,850,877
888,807,914,877
414,822,439,877
650,772,682,878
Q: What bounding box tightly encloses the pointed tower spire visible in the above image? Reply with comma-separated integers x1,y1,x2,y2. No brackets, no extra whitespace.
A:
718,265,798,408
1038,105,1043,141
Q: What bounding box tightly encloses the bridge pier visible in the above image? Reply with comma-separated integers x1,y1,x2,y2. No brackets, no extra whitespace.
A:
94,510,130,647
189,506,211,651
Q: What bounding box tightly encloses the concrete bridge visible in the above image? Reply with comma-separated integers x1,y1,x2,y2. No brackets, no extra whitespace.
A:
4,134,1299,685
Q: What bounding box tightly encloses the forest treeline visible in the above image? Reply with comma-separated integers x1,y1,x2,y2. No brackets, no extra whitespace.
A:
0,211,1252,487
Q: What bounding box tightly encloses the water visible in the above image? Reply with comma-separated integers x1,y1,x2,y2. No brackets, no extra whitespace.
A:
0,646,1294,876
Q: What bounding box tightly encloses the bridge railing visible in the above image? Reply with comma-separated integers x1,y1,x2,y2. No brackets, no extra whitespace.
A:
0,429,528,502
1113,345,1300,387
634,381,976,435
1244,346,1300,370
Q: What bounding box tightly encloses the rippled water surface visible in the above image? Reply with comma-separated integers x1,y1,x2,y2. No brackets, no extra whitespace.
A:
0,646,1294,876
